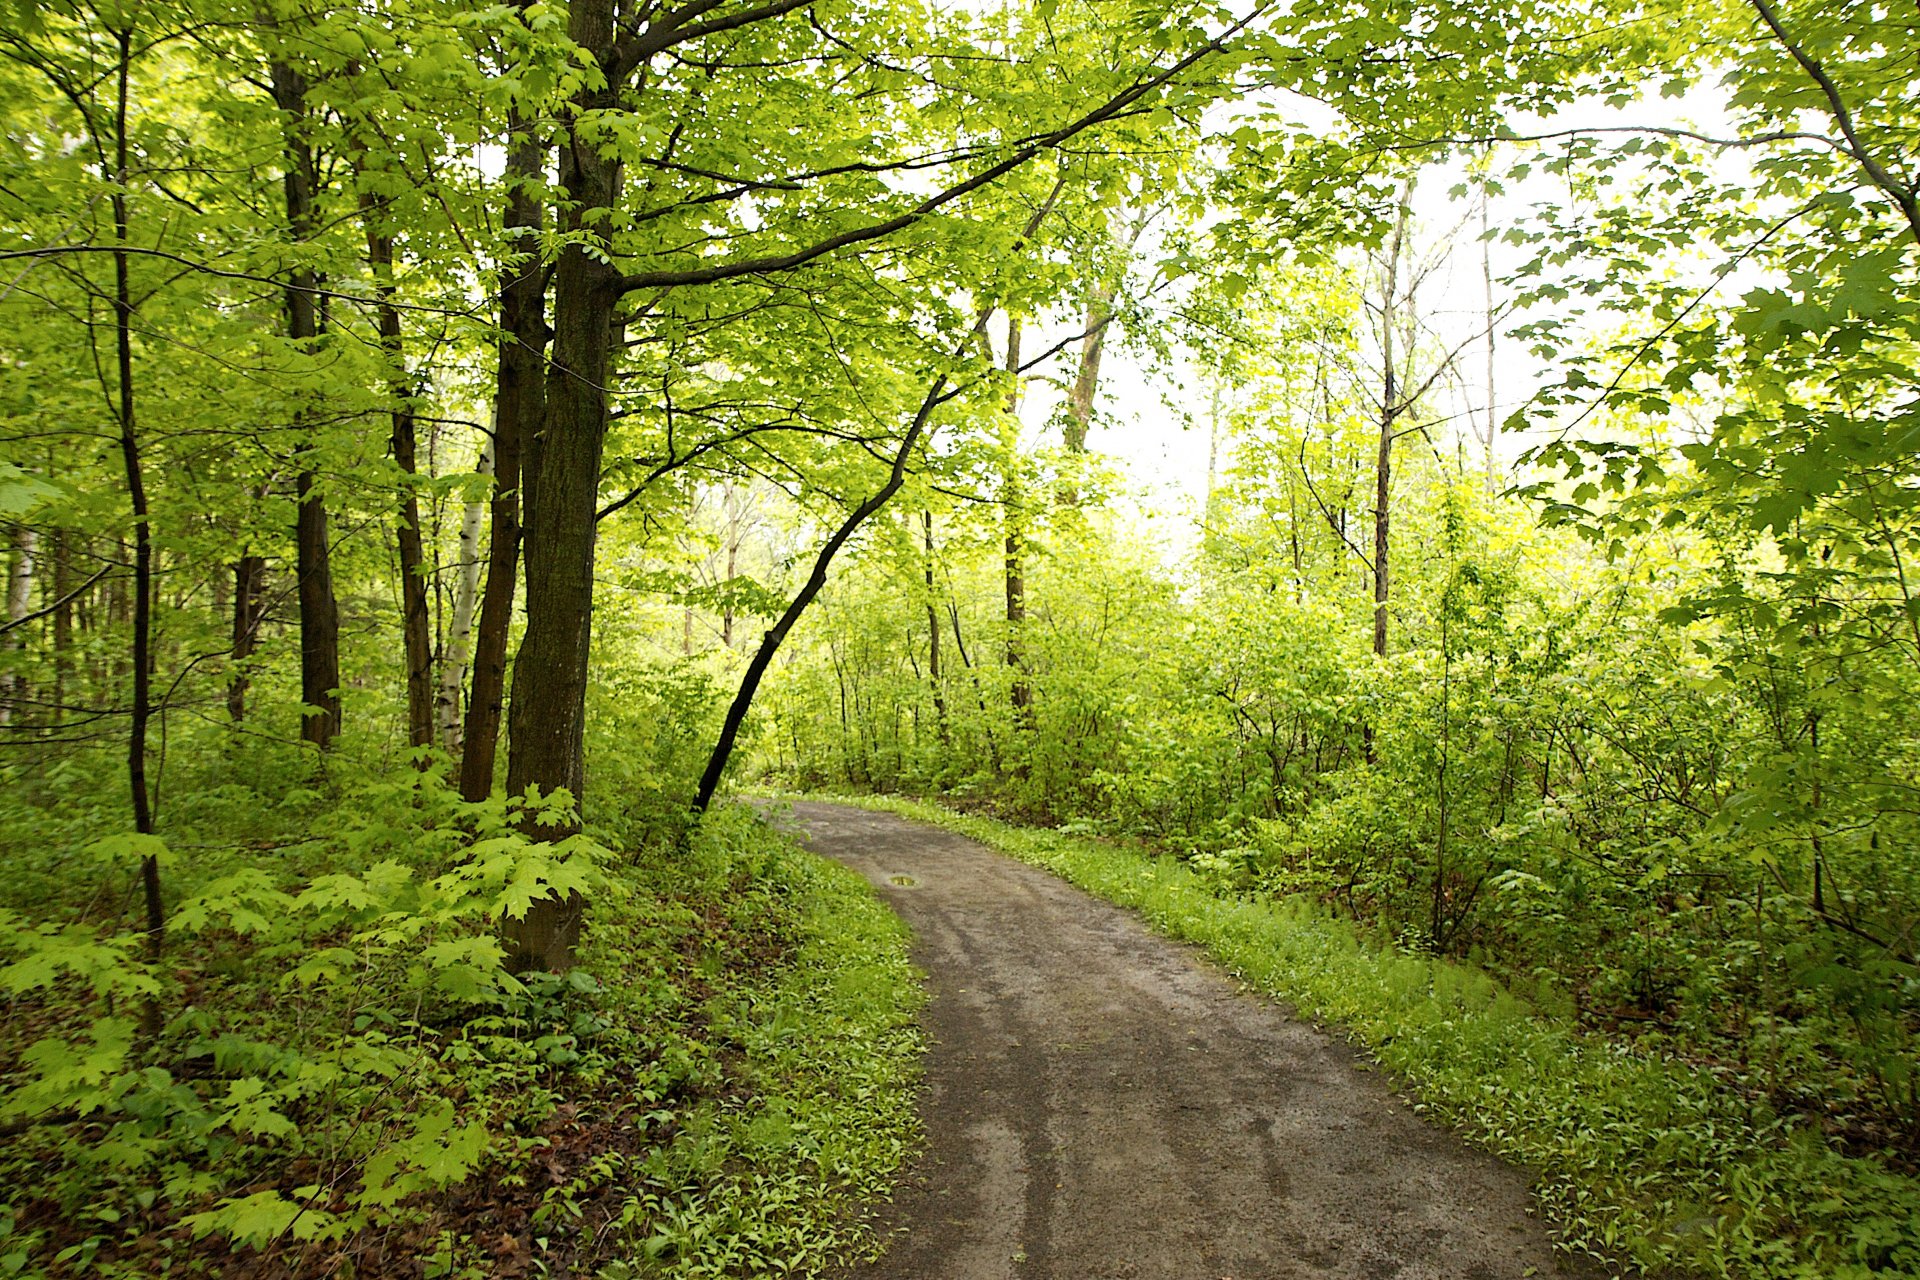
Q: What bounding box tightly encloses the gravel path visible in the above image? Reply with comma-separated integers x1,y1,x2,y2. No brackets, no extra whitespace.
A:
782,801,1599,1280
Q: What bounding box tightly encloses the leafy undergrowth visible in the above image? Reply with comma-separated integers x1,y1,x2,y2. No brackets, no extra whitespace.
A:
818,792,1920,1280
0,779,921,1279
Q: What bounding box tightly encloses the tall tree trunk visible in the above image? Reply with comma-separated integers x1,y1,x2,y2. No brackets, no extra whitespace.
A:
721,482,739,649
1063,291,1109,457
1002,317,1031,727
361,197,435,752
1480,179,1497,495
692,341,973,815
1204,377,1224,534
461,102,546,802
1372,182,1414,663
348,80,433,750
949,598,1003,774
108,27,163,1034
272,56,341,749
1060,205,1148,503
502,0,619,969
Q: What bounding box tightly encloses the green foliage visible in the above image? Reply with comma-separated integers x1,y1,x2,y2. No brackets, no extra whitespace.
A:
0,775,920,1277
765,188,1920,1267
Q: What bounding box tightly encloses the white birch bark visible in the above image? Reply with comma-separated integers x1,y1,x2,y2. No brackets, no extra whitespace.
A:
2,527,37,726
438,438,489,753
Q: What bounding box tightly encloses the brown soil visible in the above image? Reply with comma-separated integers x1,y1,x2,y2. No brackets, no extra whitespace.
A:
782,801,1602,1280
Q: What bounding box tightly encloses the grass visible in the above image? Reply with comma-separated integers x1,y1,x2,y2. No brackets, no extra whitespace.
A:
808,792,1920,1280
597,808,926,1278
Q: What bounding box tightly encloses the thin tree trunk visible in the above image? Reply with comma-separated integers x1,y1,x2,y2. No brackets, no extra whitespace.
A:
108,27,163,1035
1373,181,1414,663
722,482,739,649
361,196,434,752
51,529,72,718
1003,317,1031,727
272,55,341,749
461,101,546,803
1481,178,1497,494
949,598,1002,774
441,439,487,753
2,527,33,726
924,510,948,741
692,336,976,814
1063,290,1109,457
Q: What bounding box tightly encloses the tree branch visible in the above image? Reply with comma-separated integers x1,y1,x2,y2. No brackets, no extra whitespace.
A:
1748,0,1920,246
617,13,1259,294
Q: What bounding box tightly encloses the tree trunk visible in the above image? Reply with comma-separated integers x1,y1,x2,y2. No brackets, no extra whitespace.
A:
1,527,34,727
1061,204,1148,503
272,56,341,750
501,0,620,969
107,27,163,1035
1063,289,1109,456
50,529,72,718
924,510,948,741
461,103,546,803
1372,182,1413,663
722,482,739,649
362,206,435,752
1003,317,1031,726
228,553,266,722
441,440,487,754
1480,179,1497,495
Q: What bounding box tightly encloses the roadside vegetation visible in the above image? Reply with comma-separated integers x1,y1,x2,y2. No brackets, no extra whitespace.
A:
0,756,921,1277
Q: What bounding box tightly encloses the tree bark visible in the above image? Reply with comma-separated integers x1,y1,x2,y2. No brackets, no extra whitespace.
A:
501,0,619,969
924,510,947,740
1372,182,1414,663
227,553,266,722
462,102,546,802
1,527,33,727
441,439,487,754
1064,290,1109,456
1003,317,1031,725
272,55,341,749
361,200,435,752
107,27,163,1035
722,482,740,649
50,529,72,717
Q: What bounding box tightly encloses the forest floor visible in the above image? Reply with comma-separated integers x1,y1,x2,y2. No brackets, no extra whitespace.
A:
778,801,1602,1280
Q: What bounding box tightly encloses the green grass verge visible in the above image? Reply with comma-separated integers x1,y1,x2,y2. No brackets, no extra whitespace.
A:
578,806,926,1278
810,792,1920,1280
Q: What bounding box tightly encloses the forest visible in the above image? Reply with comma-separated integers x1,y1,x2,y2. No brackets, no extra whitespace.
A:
0,0,1916,1274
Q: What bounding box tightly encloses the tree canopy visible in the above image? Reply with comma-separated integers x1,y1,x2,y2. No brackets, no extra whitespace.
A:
1,0,1918,1272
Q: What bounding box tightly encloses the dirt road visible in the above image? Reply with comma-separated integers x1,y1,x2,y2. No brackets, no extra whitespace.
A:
781,801,1597,1280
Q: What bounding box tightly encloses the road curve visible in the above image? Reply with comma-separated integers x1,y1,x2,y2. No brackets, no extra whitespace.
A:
781,800,1598,1280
